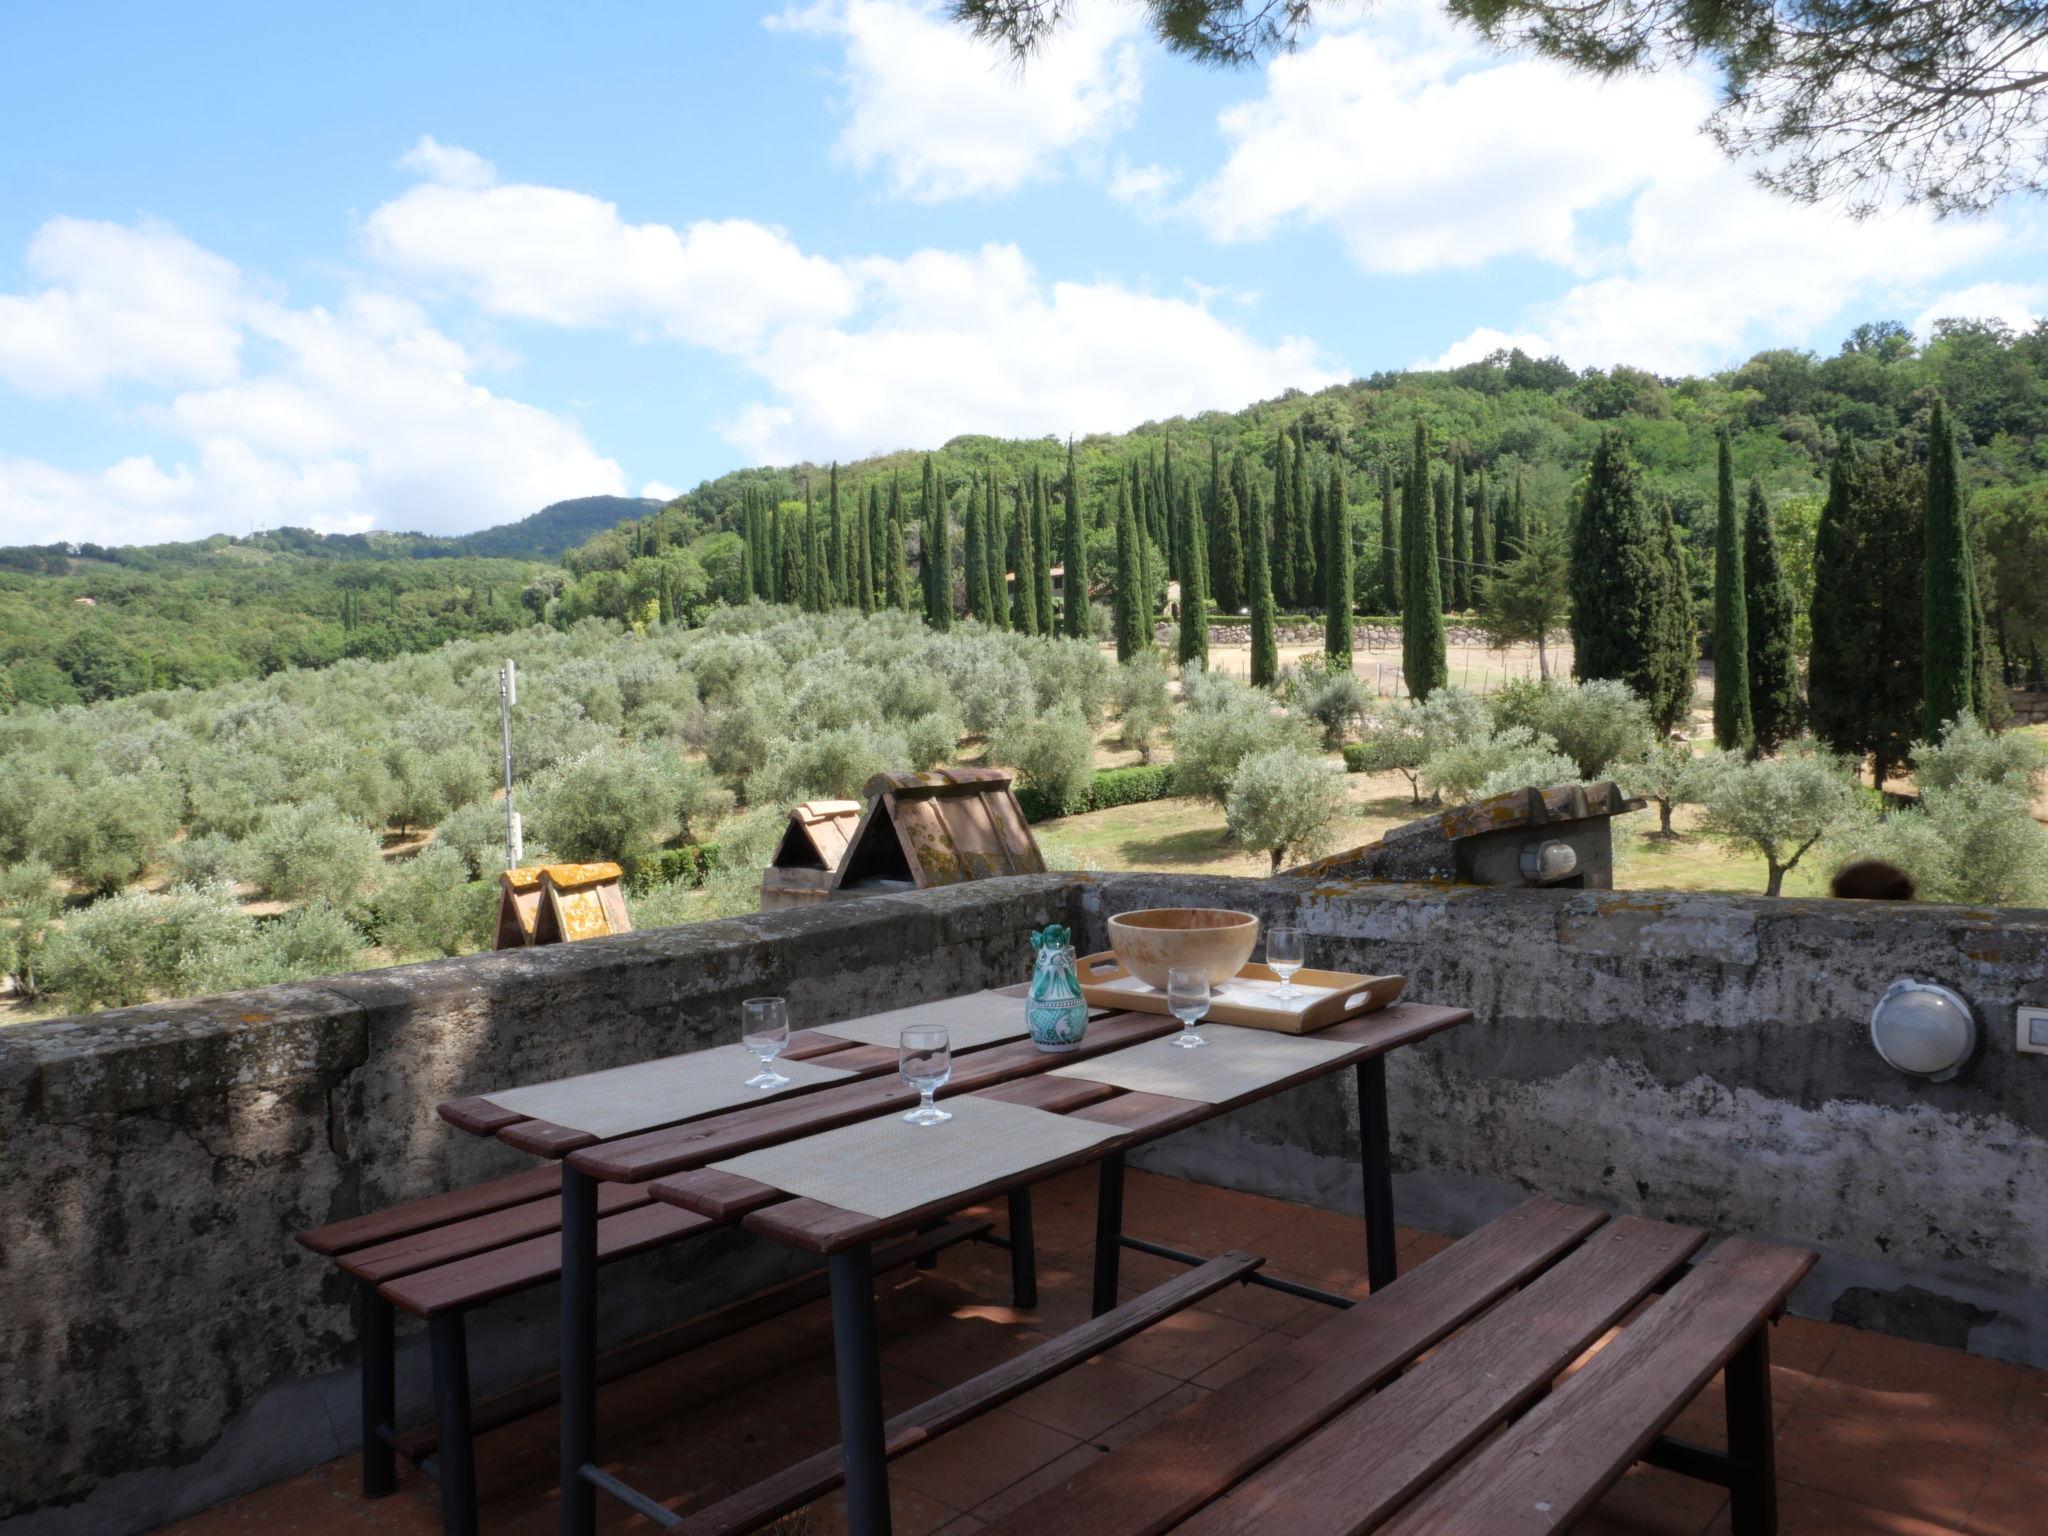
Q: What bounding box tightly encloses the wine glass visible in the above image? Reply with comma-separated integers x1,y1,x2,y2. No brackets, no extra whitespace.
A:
741,997,791,1090
1165,967,1210,1050
900,1025,953,1125
1267,926,1305,1001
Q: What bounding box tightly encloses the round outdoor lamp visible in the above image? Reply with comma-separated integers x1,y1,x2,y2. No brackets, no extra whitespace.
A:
1869,979,1977,1082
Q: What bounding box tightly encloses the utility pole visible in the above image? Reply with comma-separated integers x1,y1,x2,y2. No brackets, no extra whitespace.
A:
498,659,523,869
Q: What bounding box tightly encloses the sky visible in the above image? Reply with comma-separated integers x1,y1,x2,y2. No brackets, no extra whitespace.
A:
3,0,2044,548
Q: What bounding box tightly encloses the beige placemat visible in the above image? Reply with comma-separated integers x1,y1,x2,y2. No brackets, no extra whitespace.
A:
813,990,1027,1052
1085,971,1346,1019
710,1096,1119,1220
481,1047,858,1139
1049,1024,1358,1104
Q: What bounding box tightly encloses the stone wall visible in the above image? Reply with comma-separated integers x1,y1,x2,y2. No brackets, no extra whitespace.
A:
5,872,2047,1534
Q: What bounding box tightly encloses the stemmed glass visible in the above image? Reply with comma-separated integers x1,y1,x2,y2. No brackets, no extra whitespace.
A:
900,1025,954,1125
1267,926,1305,1001
741,997,791,1090
1166,967,1210,1050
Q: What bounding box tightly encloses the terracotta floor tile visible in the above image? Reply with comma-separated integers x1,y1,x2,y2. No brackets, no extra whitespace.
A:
1704,1482,1970,1535
890,1407,1081,1511
2012,1366,2048,1423
1823,1329,2020,1417
1103,1304,1266,1381
1799,1375,2011,1456
1004,1353,1185,1441
1775,1403,1993,1528
1113,1247,1316,1330
1575,1463,1727,1536
1991,1411,2048,1472
930,1516,987,1536
1965,1454,2048,1536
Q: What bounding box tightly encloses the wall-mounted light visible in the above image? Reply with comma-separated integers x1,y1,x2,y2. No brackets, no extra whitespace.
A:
1520,838,1578,884
1870,979,1977,1082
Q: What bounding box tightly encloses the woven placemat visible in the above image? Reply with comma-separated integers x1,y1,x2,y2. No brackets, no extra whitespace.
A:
710,1096,1119,1220
814,990,1027,1052
1049,1024,1357,1104
482,1047,858,1140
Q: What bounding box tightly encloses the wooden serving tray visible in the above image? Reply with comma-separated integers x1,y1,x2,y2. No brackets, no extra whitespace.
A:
1075,952,1407,1035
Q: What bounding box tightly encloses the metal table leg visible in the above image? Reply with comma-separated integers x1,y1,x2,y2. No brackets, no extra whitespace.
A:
560,1164,599,1536
1357,1057,1398,1292
830,1244,892,1536
1092,1152,1126,1317
1006,1188,1037,1309
1725,1324,1778,1535
358,1281,396,1498
429,1314,479,1536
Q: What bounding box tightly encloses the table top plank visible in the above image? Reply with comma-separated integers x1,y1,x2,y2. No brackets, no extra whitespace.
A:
972,1075,1122,1113
979,1196,1609,1536
650,1168,789,1222
740,1004,1473,1254
1171,1215,1707,1536
1378,1236,1816,1536
569,1010,1183,1183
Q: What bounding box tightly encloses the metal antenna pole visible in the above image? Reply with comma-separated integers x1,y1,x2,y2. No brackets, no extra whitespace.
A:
499,659,523,870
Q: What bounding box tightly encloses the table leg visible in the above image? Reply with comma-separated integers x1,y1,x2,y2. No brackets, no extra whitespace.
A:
428,1313,478,1536
1092,1152,1126,1318
830,1244,892,1536
559,1164,599,1536
1006,1188,1038,1309
358,1281,396,1498
1725,1324,1778,1535
1357,1057,1398,1293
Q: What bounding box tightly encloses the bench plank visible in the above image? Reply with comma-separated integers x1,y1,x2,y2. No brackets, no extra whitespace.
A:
569,1011,1183,1183
296,1165,563,1257
981,1197,1607,1536
379,1202,716,1317
672,1251,1267,1536
1378,1236,1815,1536
1172,1215,1707,1536
337,1181,652,1284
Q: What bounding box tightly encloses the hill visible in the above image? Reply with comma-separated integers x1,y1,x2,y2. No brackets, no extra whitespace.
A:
456,496,661,559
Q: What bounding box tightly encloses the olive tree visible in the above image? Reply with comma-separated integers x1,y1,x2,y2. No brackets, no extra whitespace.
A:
1112,652,1173,762
1490,678,1655,781
239,797,385,906
1697,744,1866,895
1615,741,1723,838
1172,678,1316,807
1226,748,1350,872
990,703,1095,808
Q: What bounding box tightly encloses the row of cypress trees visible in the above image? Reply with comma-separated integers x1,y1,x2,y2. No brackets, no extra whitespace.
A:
1709,429,1800,755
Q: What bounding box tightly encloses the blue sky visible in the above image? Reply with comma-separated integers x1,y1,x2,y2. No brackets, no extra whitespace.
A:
3,0,2043,546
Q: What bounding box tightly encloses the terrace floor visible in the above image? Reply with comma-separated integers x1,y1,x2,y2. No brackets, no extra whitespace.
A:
155,1169,2047,1536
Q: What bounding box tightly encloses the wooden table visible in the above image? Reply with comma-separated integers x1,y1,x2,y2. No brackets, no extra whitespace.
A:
647,1002,1470,1536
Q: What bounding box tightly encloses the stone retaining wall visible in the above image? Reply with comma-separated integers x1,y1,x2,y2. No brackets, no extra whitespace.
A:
5,873,2046,1534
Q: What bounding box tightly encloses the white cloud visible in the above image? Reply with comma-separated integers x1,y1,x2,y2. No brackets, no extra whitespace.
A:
397,134,498,190
1108,156,1180,212
0,218,245,396
363,177,858,353
722,243,1340,461
772,0,1145,201
0,219,622,546
640,480,679,500
1913,282,2046,340
1186,2,2020,374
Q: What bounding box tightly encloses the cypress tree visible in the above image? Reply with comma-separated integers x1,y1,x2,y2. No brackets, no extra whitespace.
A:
1272,433,1297,608
1450,457,1470,610
853,486,874,615
1379,460,1400,613
738,502,755,602
1402,423,1448,697
1207,443,1244,614
1032,467,1055,633
1471,467,1494,595
802,482,823,612
1249,477,1278,684
1432,467,1452,610
1290,423,1315,606
1656,498,1697,734
1923,400,1977,735
828,463,846,602
985,473,1009,629
1113,481,1146,661
1510,470,1527,554
778,504,804,608
1230,452,1254,601
885,517,908,611
1711,431,1753,751
1745,478,1799,753
1325,465,1354,660
1177,468,1210,671
1011,482,1039,634
1568,431,1686,726
1061,439,1088,637
963,475,987,622
1161,441,1180,581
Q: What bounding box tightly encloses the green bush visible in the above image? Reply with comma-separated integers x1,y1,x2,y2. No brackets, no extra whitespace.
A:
1112,652,1172,762
370,845,495,957
1489,678,1655,780
189,902,372,993
746,722,907,808
1911,715,2048,798
1225,748,1349,872
240,796,384,906
1420,726,1579,805
167,831,244,886
38,884,250,1011
1172,678,1315,806
991,704,1095,809
530,741,682,861
32,773,181,893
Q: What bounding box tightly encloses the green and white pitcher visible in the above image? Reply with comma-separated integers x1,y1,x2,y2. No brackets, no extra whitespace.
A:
1026,925,1088,1053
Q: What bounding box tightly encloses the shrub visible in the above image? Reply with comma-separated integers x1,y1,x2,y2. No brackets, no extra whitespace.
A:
1019,637,1115,727
902,710,963,772
746,723,907,809
433,798,513,880
1421,726,1579,805
990,705,1095,808
1089,763,1178,810
672,759,735,845
38,884,250,1012
372,845,495,958
188,902,371,994
240,796,385,906
32,773,181,894
529,742,681,862
704,686,786,788
1112,652,1172,762
1490,678,1655,780
1834,781,2048,906
1172,678,1313,806
1226,748,1349,872
168,831,244,886
942,645,1036,736
1293,664,1373,749
1911,715,2048,798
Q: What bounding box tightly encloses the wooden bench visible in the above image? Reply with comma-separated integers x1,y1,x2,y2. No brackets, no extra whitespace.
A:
968,1196,1817,1536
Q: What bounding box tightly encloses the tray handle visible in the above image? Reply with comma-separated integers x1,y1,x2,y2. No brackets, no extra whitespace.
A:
1082,953,1124,978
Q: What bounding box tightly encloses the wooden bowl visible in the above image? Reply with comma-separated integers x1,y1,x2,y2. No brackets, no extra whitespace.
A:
1106,908,1260,991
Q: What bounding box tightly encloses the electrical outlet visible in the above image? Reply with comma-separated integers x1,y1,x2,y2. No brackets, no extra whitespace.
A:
2020,1006,2048,1056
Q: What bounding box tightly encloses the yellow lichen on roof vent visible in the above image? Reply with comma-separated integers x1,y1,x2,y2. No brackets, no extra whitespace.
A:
829,767,1044,895
530,862,633,945
492,866,547,950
